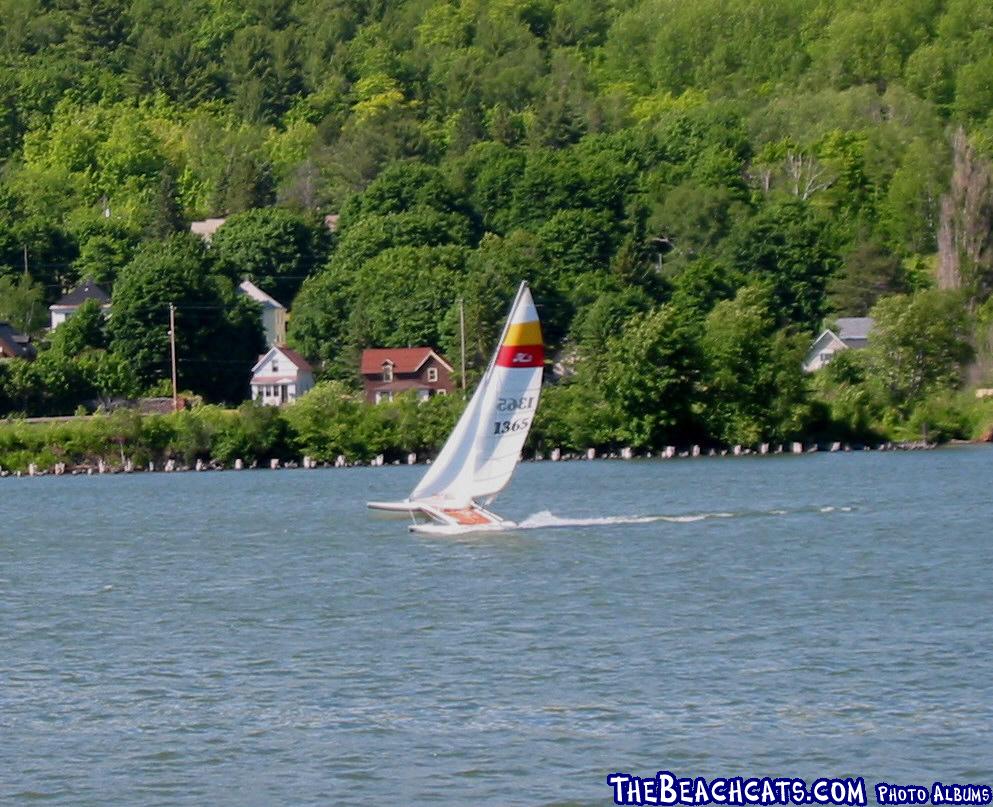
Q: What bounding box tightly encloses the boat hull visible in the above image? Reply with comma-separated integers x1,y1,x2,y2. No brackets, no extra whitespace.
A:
368,499,510,532
408,520,515,535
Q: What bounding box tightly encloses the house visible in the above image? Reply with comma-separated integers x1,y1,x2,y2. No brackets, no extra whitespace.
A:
0,322,35,360
237,279,287,346
802,317,875,372
190,217,226,241
48,279,111,330
360,347,454,404
250,345,315,406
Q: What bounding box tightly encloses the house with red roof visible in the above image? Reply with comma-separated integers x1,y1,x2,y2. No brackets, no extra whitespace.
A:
250,345,315,406
360,347,454,404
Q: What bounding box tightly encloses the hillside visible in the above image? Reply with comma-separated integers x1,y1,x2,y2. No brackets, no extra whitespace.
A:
2,0,993,448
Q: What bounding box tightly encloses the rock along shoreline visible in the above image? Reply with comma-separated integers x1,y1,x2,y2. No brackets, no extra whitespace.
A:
0,439,946,478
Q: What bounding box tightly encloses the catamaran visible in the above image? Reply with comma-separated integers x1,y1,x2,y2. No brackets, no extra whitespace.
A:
367,281,543,534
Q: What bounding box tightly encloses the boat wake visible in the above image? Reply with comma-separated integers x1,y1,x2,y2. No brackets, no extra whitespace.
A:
516,510,735,529
514,505,855,531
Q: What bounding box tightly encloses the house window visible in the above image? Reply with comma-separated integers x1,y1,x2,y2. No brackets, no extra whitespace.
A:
375,391,393,404
426,366,438,382
418,389,430,402
436,389,446,396
382,362,393,382
271,360,279,373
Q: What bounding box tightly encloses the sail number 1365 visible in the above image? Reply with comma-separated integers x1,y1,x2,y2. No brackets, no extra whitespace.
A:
493,417,531,435
496,396,536,412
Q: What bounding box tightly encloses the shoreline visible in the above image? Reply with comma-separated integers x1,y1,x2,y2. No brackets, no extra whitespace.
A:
1,438,971,479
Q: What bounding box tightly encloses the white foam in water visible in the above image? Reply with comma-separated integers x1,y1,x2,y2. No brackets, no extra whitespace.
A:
516,510,736,529
513,506,854,531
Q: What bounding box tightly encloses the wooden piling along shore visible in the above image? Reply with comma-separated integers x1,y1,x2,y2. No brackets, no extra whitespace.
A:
0,440,940,478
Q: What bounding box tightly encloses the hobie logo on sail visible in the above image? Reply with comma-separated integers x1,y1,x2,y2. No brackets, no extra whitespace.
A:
496,343,544,368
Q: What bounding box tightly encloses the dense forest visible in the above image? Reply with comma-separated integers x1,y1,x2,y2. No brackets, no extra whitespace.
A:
3,0,993,464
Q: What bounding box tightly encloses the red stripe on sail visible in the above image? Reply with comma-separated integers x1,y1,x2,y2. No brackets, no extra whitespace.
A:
495,343,544,368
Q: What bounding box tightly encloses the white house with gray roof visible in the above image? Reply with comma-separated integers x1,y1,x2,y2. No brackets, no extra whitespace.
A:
802,317,875,372
49,279,111,330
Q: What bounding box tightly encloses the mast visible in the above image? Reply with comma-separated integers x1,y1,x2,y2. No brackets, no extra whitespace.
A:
169,303,179,412
459,297,466,394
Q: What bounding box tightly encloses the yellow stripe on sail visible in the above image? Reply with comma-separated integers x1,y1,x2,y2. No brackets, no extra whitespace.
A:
503,321,542,346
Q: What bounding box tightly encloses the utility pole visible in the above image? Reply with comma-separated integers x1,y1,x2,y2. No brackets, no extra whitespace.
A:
459,298,466,393
169,303,179,412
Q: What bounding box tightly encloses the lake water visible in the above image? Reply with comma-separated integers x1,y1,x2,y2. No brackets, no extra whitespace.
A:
2,447,992,805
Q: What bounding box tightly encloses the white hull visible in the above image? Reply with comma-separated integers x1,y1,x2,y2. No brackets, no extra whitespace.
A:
366,500,425,519
408,520,516,536
367,499,510,532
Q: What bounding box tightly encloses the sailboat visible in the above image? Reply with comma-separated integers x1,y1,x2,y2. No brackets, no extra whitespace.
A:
367,281,543,534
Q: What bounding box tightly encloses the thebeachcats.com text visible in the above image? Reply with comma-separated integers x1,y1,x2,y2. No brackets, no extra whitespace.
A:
605,772,993,806
606,773,867,806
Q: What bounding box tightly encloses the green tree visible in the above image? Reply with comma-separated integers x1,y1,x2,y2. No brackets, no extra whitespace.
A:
828,241,910,316
286,262,357,378
878,137,948,255
452,141,526,234
701,285,812,446
282,380,375,461
48,298,108,356
210,207,327,305
347,244,468,356
726,199,841,331
339,161,467,224
0,273,46,333
108,235,265,402
867,290,973,407
602,305,701,448
212,401,293,464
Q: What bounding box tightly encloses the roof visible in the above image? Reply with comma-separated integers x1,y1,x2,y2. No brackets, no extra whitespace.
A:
360,347,453,375
0,322,35,359
251,345,313,374
51,279,110,309
251,375,300,385
237,279,285,310
835,317,875,342
806,330,845,353
367,379,447,393
190,217,226,239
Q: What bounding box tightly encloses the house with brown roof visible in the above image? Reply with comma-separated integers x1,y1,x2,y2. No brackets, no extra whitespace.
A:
49,279,111,330
0,322,35,360
250,345,315,406
360,347,454,404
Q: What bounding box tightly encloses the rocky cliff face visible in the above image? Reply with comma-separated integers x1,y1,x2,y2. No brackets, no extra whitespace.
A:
938,128,993,300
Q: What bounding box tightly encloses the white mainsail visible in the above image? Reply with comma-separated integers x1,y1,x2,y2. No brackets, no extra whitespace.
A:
410,281,543,507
